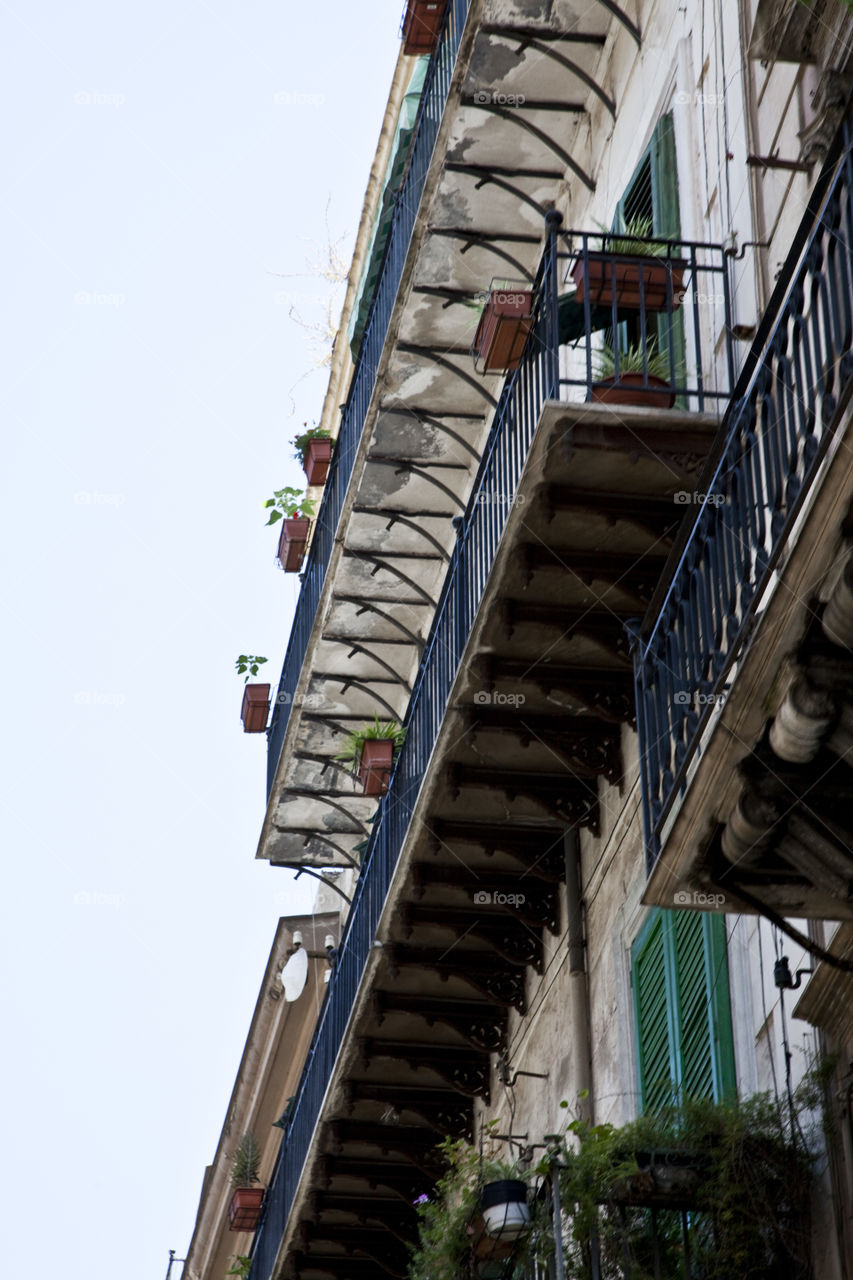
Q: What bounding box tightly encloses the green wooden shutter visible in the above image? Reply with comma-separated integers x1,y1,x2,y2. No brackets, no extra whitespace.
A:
673,911,716,1099
632,914,677,1111
613,113,685,401
632,910,736,1110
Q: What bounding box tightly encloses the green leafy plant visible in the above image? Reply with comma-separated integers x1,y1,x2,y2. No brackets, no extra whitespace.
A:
335,714,406,766
225,1258,252,1279
407,1130,532,1280
554,1093,815,1280
230,1132,262,1188
292,423,332,464
262,487,316,525
235,655,268,683
596,213,669,258
593,339,674,383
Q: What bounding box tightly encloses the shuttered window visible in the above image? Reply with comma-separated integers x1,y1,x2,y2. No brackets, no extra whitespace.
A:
612,112,685,399
632,910,736,1110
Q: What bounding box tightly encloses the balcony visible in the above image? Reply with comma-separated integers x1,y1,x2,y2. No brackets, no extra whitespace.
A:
246,220,733,1280
258,0,656,877
634,122,853,921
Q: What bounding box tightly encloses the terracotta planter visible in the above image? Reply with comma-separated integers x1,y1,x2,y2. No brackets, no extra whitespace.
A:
277,517,310,573
402,0,448,54
473,289,534,373
592,373,675,409
241,684,270,734
571,254,684,312
358,738,394,796
228,1186,265,1231
302,438,332,487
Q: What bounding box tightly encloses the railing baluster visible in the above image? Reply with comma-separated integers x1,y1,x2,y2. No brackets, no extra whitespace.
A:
635,128,853,870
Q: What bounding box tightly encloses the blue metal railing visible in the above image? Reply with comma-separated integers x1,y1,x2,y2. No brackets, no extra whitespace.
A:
557,229,733,409
634,124,853,872
247,219,563,1280
265,0,471,796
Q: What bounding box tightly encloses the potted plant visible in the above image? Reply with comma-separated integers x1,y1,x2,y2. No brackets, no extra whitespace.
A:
228,1132,265,1232
402,0,449,55
570,215,685,312
555,1091,815,1279
408,1134,532,1280
479,1178,530,1240
591,339,676,409
336,715,406,796
472,280,535,374
263,487,316,573
236,656,270,734
293,424,333,487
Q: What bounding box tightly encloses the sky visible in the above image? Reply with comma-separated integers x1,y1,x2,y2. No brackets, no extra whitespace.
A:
1,3,401,1277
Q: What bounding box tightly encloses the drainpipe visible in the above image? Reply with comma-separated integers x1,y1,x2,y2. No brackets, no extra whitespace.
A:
564,828,593,1124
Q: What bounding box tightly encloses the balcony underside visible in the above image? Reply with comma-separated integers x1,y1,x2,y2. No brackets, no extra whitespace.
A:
272,400,721,1280
645,406,853,920
259,0,634,874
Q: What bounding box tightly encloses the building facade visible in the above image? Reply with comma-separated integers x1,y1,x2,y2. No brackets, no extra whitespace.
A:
188,2,853,1277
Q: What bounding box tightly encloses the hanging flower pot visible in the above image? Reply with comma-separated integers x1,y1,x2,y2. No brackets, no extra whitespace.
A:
302,438,333,486
591,341,676,409
277,517,311,573
228,1186,265,1231
591,373,675,409
402,0,448,55
467,1212,516,1262
479,1179,530,1240
241,683,271,734
359,738,395,796
336,716,406,796
472,286,534,373
571,255,684,312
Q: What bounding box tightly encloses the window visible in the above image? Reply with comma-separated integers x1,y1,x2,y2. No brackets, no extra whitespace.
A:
632,909,736,1110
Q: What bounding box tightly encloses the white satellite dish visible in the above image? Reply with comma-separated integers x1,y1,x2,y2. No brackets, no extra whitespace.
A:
279,947,308,1002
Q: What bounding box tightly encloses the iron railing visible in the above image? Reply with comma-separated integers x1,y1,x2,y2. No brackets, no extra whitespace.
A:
247,214,564,1280
556,229,733,410
634,123,853,872
265,0,471,796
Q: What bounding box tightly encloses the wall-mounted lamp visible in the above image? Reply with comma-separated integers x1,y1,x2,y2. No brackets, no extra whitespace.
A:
773,955,814,990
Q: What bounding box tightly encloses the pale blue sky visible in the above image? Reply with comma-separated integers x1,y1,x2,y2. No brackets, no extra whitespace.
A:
1,3,400,1276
